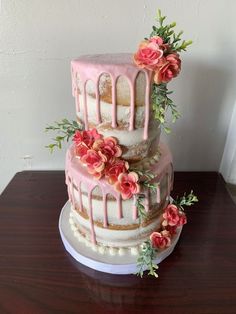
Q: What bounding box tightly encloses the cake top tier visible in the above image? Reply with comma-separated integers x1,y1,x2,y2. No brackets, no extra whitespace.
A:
71,54,157,162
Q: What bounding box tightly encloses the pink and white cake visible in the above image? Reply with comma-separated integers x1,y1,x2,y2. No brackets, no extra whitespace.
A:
66,53,173,254
52,10,198,277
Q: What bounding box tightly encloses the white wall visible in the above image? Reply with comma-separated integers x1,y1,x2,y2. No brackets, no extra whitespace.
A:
1,0,236,193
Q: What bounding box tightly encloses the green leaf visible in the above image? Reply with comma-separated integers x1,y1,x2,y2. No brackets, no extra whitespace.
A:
136,240,159,278
45,118,83,152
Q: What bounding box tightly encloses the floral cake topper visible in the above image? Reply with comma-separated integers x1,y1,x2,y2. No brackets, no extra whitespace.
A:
134,9,192,133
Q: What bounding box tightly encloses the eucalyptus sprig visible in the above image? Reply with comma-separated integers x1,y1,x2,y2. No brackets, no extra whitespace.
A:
149,9,192,132
152,83,181,133
151,9,192,53
136,194,147,221
173,190,198,211
136,240,158,278
45,118,83,153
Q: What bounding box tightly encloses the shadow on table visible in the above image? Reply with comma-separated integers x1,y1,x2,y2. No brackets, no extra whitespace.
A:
67,244,184,313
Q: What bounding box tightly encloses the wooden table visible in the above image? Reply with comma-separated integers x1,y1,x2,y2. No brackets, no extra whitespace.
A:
0,171,236,314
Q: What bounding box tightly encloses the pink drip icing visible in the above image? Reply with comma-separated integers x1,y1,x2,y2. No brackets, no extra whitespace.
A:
111,76,117,128
95,81,102,123
78,181,83,212
75,89,80,112
166,171,171,201
143,72,152,140
71,65,75,97
71,180,76,208
144,189,150,212
88,188,96,244
132,195,138,220
117,195,123,219
82,82,89,130
71,54,152,136
156,183,161,203
128,80,135,131
102,193,108,227
67,185,72,202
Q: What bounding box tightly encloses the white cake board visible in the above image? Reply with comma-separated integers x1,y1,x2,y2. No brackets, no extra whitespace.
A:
59,201,182,275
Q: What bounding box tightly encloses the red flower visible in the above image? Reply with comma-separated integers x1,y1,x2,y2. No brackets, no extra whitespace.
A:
81,149,107,179
150,230,171,249
114,172,140,200
73,129,102,148
154,53,181,84
105,158,129,184
93,137,122,160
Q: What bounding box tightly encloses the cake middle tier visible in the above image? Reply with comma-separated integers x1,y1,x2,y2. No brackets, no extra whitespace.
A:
71,53,160,162
65,143,173,250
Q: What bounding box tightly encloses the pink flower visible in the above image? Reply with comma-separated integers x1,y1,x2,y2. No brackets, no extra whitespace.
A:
149,36,164,46
150,36,170,53
73,129,102,148
134,40,163,70
150,230,171,249
162,204,187,227
114,172,140,200
81,149,107,179
93,137,122,160
75,142,89,158
154,53,181,84
105,158,129,185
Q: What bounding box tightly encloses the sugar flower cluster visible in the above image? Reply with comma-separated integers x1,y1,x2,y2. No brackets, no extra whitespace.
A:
134,36,181,84
150,204,187,249
73,129,140,199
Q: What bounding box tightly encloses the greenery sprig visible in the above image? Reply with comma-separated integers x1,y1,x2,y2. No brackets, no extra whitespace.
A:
136,195,147,221
130,168,158,220
151,9,193,52
45,118,83,153
136,241,159,278
149,9,192,132
152,83,181,133
130,168,157,192
173,190,199,211
136,191,198,278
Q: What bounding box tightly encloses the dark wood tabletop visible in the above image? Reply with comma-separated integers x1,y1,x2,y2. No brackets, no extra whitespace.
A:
0,171,236,314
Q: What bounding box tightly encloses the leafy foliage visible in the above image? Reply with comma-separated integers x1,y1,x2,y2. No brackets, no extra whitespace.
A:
136,241,159,278
136,195,147,221
152,83,181,133
150,9,192,52
173,190,199,211
45,119,83,153
149,9,192,132
136,190,198,278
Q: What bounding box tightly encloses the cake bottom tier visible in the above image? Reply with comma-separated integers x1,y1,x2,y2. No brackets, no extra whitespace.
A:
59,201,182,274
65,142,173,255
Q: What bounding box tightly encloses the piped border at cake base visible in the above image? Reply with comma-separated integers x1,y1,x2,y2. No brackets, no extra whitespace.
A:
59,201,183,275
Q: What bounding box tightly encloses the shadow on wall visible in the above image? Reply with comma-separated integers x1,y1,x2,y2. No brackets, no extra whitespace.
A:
163,59,236,171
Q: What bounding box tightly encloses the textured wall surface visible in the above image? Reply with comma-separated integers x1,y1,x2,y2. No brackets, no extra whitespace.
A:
1,0,236,193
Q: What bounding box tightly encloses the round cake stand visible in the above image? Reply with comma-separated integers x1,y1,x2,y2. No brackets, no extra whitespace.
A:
59,201,182,275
